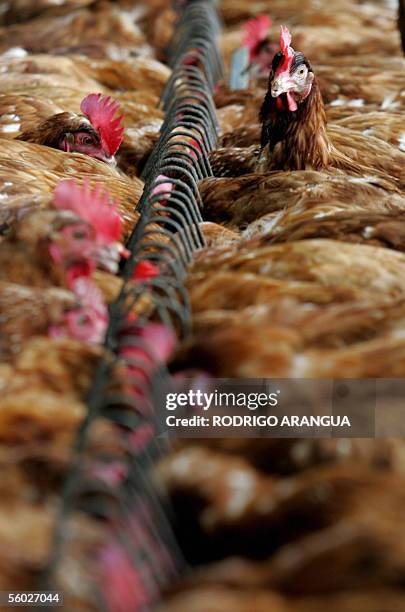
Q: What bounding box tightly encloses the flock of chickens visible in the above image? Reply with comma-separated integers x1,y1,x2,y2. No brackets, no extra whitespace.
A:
159,0,405,611
0,0,177,606
0,0,405,610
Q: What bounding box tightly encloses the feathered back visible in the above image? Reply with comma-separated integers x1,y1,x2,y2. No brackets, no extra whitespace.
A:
276,25,294,75
80,93,124,156
53,179,122,244
242,15,272,58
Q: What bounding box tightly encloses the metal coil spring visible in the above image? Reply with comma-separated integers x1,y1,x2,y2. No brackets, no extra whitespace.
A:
38,1,223,610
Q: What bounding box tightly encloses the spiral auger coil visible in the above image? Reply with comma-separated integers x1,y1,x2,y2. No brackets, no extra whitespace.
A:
38,1,223,610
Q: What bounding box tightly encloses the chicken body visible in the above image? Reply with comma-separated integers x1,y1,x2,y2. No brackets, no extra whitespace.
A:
0,51,168,177
159,455,405,610
0,138,142,234
174,238,405,377
159,2,405,610
0,2,175,605
400,0,405,54
0,4,150,59
2,0,405,608
219,0,400,60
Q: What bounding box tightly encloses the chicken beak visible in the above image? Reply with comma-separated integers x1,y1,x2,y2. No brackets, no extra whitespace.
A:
119,244,131,260
97,244,121,274
103,152,117,166
92,151,117,165
271,74,295,98
271,74,298,112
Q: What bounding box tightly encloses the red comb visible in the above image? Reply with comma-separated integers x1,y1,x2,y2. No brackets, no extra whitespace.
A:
53,179,122,244
99,542,150,611
139,322,176,363
133,261,159,282
242,15,272,57
128,423,155,452
120,322,176,366
151,174,173,199
91,461,128,487
80,93,124,156
151,174,173,207
277,25,294,75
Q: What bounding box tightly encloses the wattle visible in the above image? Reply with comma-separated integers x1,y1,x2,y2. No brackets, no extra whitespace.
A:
287,92,298,112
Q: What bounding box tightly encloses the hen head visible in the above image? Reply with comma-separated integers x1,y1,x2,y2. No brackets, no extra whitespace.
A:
79,93,124,160
52,179,124,279
48,217,97,288
242,15,275,73
49,277,108,344
54,94,124,163
268,26,314,112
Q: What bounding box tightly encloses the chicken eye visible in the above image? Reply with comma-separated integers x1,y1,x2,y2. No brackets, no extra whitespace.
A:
81,135,94,145
71,224,91,240
297,66,306,76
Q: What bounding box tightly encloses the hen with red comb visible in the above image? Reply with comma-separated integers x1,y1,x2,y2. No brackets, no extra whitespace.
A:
242,15,272,60
51,179,126,279
241,14,276,74
80,93,125,158
53,179,122,246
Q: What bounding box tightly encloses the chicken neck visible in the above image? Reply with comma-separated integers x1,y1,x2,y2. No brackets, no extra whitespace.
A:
257,77,332,172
